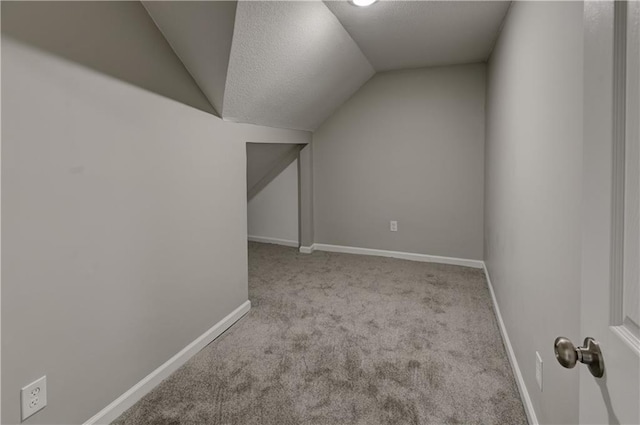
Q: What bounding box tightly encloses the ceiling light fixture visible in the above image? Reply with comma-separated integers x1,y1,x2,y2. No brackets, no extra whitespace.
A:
349,0,377,7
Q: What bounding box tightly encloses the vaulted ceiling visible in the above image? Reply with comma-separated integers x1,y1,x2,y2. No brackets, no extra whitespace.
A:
144,0,510,132
324,1,510,71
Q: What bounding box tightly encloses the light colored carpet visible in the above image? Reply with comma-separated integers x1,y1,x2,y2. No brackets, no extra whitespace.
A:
113,242,527,425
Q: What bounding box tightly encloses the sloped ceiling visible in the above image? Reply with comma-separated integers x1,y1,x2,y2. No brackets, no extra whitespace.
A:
140,0,510,131
324,1,511,71
247,143,302,200
223,1,375,131
142,1,237,116
2,1,217,115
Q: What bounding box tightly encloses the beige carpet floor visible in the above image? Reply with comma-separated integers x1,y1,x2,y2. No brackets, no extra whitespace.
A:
113,242,527,425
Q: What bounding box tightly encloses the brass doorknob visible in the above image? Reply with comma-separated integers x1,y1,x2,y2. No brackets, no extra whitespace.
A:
554,336,604,378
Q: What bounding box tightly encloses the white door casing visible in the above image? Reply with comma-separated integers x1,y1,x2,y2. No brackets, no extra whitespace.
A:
581,1,640,424
622,0,640,347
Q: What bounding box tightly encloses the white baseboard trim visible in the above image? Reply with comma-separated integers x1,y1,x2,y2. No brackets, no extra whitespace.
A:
248,235,298,248
299,244,315,254
483,264,538,425
84,301,251,425
310,243,483,269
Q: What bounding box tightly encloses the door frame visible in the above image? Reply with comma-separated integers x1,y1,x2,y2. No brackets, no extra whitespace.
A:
580,1,640,423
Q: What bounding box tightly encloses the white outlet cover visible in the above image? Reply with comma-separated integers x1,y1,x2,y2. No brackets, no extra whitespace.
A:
390,221,398,232
535,351,543,391
21,375,47,420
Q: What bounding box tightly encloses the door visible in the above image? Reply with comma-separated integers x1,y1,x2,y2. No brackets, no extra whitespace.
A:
579,1,640,423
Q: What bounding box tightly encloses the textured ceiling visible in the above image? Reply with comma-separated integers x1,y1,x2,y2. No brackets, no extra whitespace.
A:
223,1,375,131
140,0,509,131
142,1,237,116
324,0,511,71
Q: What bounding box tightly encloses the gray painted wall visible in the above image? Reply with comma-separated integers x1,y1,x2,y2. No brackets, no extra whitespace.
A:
1,4,307,423
313,64,485,260
246,143,301,200
484,2,584,424
299,144,314,248
248,159,299,245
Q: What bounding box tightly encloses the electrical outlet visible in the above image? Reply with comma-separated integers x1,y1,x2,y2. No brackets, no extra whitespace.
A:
535,352,543,391
21,376,47,420
390,221,398,232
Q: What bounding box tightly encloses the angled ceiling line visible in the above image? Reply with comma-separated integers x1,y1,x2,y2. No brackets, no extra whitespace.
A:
223,0,375,132
141,0,510,133
220,0,244,121
323,0,511,72
485,1,514,63
142,3,220,117
219,0,374,132
142,1,238,118
322,0,375,72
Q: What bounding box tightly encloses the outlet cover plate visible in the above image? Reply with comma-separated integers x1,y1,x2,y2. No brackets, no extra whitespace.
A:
390,221,398,232
535,351,543,391
21,375,47,420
